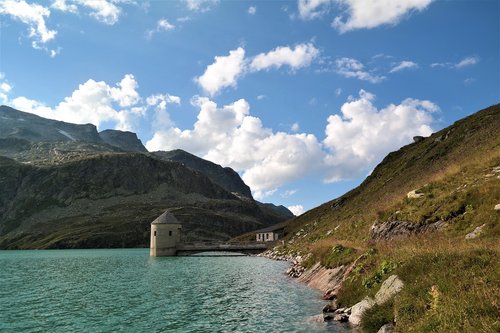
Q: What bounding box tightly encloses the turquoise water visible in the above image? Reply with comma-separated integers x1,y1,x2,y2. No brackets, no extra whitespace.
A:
0,249,350,333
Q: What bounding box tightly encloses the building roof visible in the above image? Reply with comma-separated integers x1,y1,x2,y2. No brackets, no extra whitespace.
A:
151,210,181,225
255,222,286,233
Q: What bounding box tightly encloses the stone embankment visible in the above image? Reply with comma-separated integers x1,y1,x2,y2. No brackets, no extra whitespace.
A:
260,248,404,332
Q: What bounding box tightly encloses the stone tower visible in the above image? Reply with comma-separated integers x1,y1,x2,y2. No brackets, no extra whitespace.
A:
150,210,182,256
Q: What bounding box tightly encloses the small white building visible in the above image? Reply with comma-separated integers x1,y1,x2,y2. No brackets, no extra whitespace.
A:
150,210,182,257
255,224,285,242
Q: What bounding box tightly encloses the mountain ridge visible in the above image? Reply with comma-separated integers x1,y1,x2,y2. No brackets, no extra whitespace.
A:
0,105,293,249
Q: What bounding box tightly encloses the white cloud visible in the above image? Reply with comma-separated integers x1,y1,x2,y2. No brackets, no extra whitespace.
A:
429,62,445,68
288,205,304,216
323,90,437,181
146,94,181,128
36,75,139,130
51,0,129,25
281,189,297,198
157,19,175,31
146,94,181,110
109,74,140,107
335,88,342,96
0,74,10,104
463,78,476,85
431,56,480,69
146,97,326,199
248,6,256,15
256,94,266,100
335,57,385,83
195,47,246,96
390,60,418,73
51,0,78,13
196,43,319,95
291,122,300,132
1,82,12,93
75,0,121,25
6,74,176,133
455,56,479,68
185,0,219,12
249,43,319,72
332,0,433,33
49,48,61,58
0,0,57,44
1,0,128,54
146,91,437,197
297,0,332,20
147,18,175,38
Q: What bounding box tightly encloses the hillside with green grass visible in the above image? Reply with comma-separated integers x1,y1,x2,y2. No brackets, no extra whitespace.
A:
273,104,500,332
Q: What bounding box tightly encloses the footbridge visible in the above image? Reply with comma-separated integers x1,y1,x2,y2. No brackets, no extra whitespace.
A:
175,242,269,256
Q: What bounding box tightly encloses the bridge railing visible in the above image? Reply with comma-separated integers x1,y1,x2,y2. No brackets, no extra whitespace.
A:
179,241,267,247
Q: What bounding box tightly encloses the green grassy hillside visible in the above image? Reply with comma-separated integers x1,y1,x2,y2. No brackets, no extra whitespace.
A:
278,104,500,332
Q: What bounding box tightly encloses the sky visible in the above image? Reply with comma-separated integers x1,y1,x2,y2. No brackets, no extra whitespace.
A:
0,0,498,216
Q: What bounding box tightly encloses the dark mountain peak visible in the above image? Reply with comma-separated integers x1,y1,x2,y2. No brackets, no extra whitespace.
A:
99,129,148,152
153,149,253,199
0,105,101,143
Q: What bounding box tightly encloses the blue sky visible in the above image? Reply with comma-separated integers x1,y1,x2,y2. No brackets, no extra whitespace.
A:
0,0,498,215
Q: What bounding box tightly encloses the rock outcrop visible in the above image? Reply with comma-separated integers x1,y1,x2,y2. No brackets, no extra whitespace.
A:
375,275,404,304
407,189,424,199
349,297,376,326
370,220,446,239
377,323,395,333
348,275,404,326
465,224,486,240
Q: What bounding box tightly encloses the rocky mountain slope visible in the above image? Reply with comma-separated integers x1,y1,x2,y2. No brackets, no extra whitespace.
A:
268,104,499,332
153,149,253,199
0,105,292,249
99,129,148,152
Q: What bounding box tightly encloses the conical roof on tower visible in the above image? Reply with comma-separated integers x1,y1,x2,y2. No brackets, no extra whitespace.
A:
151,210,181,225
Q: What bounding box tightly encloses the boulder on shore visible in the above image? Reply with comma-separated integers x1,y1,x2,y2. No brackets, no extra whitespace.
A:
377,323,395,333
375,275,404,305
349,296,375,326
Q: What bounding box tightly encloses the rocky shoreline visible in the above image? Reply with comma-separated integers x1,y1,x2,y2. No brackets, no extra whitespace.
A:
258,249,402,333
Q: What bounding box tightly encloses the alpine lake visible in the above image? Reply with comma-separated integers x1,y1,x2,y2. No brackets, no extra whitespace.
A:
0,249,351,333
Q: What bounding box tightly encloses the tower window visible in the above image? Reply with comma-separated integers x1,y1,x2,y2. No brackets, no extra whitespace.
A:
154,231,157,236
169,230,172,236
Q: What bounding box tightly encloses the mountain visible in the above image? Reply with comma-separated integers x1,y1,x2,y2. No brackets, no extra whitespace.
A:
0,105,102,143
153,150,293,218
99,129,148,152
153,149,252,199
270,104,499,332
0,105,292,249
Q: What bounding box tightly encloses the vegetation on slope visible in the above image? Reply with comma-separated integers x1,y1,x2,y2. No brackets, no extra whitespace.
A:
276,104,500,332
